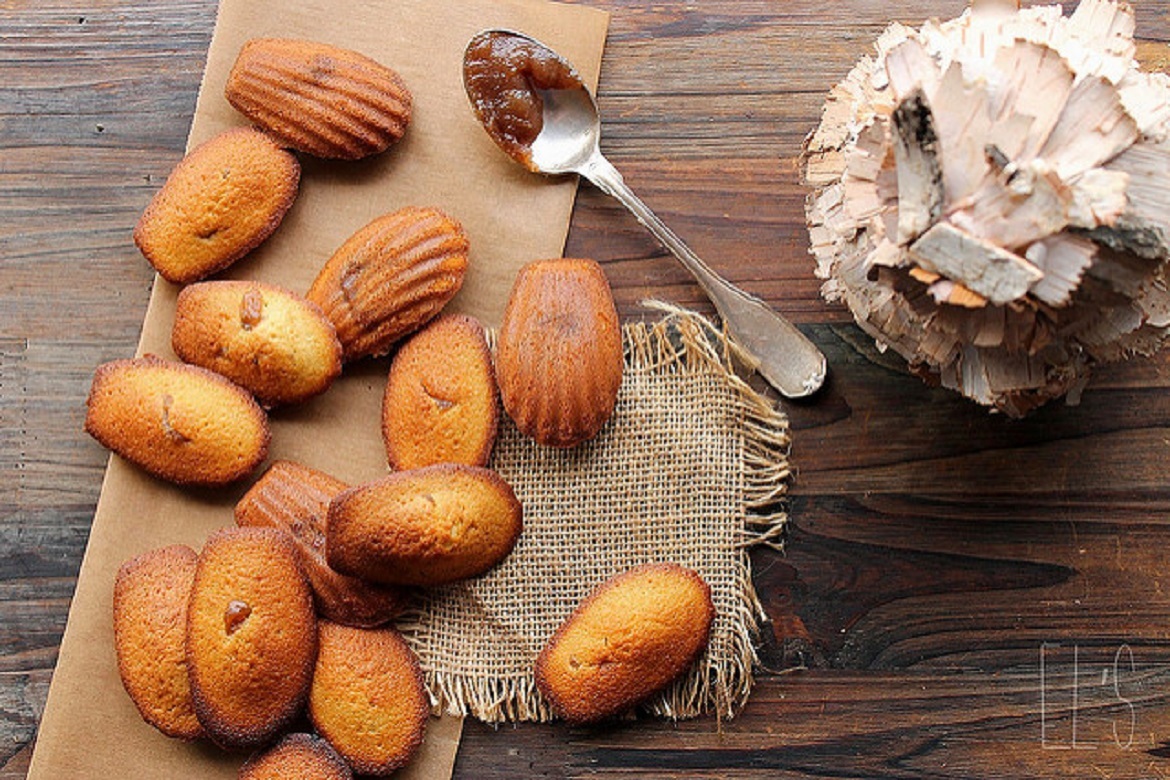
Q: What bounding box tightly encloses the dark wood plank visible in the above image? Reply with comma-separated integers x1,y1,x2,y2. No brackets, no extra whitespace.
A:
454,667,1170,778
4,0,1170,778
0,1,216,774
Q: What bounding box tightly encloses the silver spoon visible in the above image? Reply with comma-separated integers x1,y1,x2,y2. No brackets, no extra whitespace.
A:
463,29,826,399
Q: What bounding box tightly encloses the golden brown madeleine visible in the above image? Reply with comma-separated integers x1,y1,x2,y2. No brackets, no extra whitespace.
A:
235,460,408,627
306,206,469,362
535,563,714,724
497,258,623,448
113,545,202,740
309,622,428,775
327,464,522,587
134,127,299,284
225,38,412,160
173,281,343,407
382,314,498,470
239,733,352,780
84,356,270,486
186,527,317,750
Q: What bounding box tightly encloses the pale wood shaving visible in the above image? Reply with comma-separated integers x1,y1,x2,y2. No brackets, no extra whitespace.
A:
910,222,1042,305
892,90,945,244
1025,234,1097,306
1038,76,1137,179
1096,137,1170,260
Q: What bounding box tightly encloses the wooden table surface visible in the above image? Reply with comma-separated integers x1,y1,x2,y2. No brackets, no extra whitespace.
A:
5,0,1170,777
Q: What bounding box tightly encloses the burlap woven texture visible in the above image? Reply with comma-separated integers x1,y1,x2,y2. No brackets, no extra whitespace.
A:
400,306,792,723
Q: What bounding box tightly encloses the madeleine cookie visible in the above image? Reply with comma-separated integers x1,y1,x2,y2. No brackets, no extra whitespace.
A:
84,356,269,486
306,207,469,362
134,127,299,284
226,38,412,160
382,314,498,470
535,563,714,724
327,464,522,587
235,460,407,627
113,545,202,740
187,527,317,750
309,622,428,775
497,258,623,448
173,281,342,406
239,733,352,780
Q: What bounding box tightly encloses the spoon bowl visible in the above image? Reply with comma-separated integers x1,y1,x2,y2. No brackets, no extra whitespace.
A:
463,30,827,399
530,85,600,174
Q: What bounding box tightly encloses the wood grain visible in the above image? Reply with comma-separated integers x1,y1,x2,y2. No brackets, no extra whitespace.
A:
3,0,1170,777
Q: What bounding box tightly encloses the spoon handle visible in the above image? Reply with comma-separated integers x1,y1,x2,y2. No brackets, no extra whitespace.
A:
579,151,827,399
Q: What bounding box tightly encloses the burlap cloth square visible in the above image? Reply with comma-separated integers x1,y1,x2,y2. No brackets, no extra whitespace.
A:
399,305,791,723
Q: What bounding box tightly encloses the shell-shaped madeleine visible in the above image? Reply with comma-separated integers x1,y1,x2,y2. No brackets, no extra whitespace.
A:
113,545,203,740
84,356,270,486
134,127,300,284
382,314,498,470
306,206,469,362
173,281,342,407
225,38,412,160
236,460,408,628
187,527,317,750
497,258,623,448
240,733,352,780
327,464,522,587
535,563,714,724
309,623,429,776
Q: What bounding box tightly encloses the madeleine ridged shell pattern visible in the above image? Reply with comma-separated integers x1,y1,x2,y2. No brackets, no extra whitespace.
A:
225,38,412,160
496,258,623,448
235,460,408,628
306,206,469,362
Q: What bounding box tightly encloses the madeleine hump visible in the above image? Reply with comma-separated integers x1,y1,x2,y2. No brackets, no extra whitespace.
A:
496,258,623,448
307,206,469,362
112,545,203,740
309,623,429,776
535,563,714,724
226,37,412,160
235,460,408,628
173,281,342,407
382,314,499,470
326,464,522,587
239,733,353,780
134,127,300,284
84,356,270,486
186,527,317,750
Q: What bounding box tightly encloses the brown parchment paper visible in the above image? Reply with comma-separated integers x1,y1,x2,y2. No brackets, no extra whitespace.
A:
27,0,608,777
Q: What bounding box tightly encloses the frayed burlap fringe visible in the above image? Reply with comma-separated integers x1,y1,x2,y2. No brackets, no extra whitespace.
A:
397,306,791,724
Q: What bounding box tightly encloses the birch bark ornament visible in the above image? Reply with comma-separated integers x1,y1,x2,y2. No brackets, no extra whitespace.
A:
804,0,1170,416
